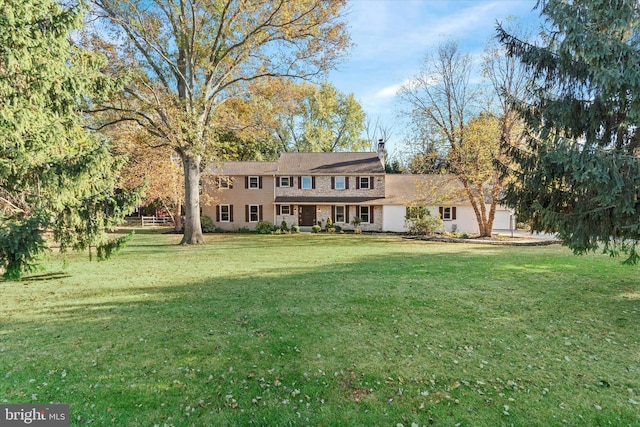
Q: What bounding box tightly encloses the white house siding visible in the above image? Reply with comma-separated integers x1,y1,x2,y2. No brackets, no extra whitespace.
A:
382,204,514,234
382,206,407,232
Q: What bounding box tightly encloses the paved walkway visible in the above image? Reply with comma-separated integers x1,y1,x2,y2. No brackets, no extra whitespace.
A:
493,229,559,241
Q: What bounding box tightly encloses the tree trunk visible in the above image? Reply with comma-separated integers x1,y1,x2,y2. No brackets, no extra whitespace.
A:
173,200,182,233
180,154,204,244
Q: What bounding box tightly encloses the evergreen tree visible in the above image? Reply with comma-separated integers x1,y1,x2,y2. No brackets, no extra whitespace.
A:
497,0,640,263
0,0,139,279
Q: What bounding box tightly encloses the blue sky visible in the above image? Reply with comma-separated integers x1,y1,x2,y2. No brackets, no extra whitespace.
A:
328,0,543,156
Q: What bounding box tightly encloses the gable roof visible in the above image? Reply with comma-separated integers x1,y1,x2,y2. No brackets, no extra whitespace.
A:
203,161,278,176
384,174,467,205
277,152,384,175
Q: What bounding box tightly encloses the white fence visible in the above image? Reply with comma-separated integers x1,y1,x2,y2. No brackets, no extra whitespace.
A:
141,216,173,227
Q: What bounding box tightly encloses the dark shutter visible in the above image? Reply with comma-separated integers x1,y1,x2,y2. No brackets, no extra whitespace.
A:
229,178,233,189
345,177,350,189
276,177,280,187
259,205,263,221
356,177,360,189
331,206,335,221
370,206,374,223
290,176,294,185
370,177,374,189
276,205,281,215
258,176,263,189
298,176,301,189
216,205,220,222
346,205,350,223
230,205,234,222
289,205,293,213
312,176,316,189
331,177,335,189
452,207,457,220
245,176,249,189
245,205,249,222
439,207,444,219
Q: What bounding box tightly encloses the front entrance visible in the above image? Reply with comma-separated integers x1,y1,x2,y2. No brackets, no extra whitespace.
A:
298,205,317,226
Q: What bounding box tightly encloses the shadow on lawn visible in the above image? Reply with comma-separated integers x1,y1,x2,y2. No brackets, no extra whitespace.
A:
2,242,639,427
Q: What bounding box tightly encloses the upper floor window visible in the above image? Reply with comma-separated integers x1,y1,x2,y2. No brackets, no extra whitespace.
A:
247,176,262,189
301,176,312,189
279,176,290,187
334,176,346,190
358,176,372,189
218,177,231,189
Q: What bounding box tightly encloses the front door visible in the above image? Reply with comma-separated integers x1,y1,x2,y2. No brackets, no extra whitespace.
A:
298,205,317,226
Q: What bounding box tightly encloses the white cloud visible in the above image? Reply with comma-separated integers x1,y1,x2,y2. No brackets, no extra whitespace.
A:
375,82,405,99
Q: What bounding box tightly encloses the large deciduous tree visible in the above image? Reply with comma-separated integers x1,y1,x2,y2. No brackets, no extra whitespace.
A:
273,81,367,153
0,0,139,280
91,0,350,245
398,40,524,236
497,0,640,262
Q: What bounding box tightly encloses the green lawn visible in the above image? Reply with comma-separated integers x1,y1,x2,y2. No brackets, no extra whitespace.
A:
1,230,639,426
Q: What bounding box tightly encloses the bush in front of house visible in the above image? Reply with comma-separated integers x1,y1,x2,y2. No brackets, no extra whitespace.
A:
280,221,289,232
404,207,443,235
201,215,217,233
256,221,276,234
311,225,321,233
291,225,300,233
325,217,335,233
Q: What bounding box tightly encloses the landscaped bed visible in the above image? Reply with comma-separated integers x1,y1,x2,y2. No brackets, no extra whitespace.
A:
1,230,638,426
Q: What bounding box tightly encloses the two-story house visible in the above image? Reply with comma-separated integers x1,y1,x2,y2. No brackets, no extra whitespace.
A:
202,142,514,233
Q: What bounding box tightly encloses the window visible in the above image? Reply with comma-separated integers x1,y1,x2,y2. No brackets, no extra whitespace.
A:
220,205,230,222
218,177,231,189
248,176,259,189
334,176,345,190
279,176,290,187
439,206,457,221
301,176,312,189
249,205,260,222
358,176,370,189
359,206,370,223
335,205,346,223
281,205,291,215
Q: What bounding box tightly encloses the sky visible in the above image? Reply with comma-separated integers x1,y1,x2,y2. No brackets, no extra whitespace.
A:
328,0,543,157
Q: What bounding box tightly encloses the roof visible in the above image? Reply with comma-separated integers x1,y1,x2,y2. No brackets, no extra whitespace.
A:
203,161,278,175
383,174,468,205
277,152,384,175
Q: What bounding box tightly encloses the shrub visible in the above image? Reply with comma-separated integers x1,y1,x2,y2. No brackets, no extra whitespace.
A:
238,226,252,233
201,215,217,233
311,225,321,233
291,225,300,234
351,216,362,230
280,220,289,232
334,225,342,233
452,231,469,239
273,228,283,235
255,221,276,234
405,207,443,235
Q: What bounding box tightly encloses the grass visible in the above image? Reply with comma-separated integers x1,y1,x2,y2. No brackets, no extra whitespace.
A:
1,230,639,426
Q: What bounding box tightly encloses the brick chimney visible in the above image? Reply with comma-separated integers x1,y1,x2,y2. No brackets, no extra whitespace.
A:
377,139,385,165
